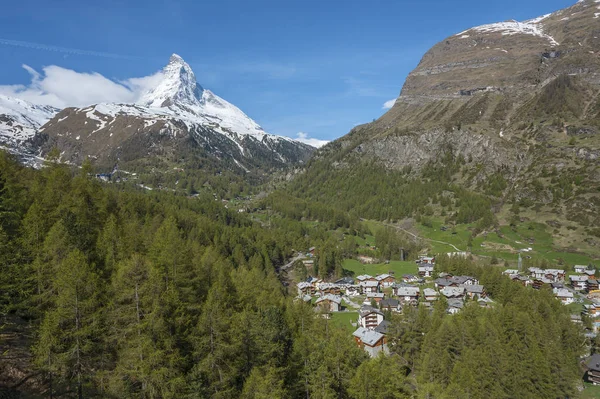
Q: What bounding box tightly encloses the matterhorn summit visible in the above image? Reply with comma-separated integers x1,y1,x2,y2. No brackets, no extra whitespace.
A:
31,54,315,171
139,54,204,108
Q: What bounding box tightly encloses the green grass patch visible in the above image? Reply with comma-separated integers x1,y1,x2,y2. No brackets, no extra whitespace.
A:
331,312,358,333
343,259,418,277
582,383,600,399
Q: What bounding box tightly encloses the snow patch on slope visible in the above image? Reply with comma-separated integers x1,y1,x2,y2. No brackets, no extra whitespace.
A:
457,13,559,46
0,94,58,142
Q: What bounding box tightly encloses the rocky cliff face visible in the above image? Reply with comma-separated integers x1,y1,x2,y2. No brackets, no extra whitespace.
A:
322,0,600,173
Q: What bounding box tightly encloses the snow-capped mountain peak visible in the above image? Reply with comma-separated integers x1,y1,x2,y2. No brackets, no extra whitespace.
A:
138,53,204,108
0,94,59,143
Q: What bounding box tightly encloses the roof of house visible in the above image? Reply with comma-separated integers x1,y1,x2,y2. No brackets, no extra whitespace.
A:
555,289,574,298
570,275,589,282
352,327,384,346
335,277,355,285
586,354,600,372
447,298,464,309
585,269,596,275
318,283,340,290
418,265,434,270
356,274,374,281
441,286,466,298
403,274,417,279
464,284,485,294
359,281,380,287
396,287,420,296
374,320,391,334
366,292,385,299
315,294,342,305
380,298,400,307
423,288,439,296
551,282,564,288
503,269,519,275
589,279,599,285
435,278,453,287
297,282,312,289
359,306,384,317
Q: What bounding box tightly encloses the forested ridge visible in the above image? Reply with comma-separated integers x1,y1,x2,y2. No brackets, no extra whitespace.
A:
0,150,588,398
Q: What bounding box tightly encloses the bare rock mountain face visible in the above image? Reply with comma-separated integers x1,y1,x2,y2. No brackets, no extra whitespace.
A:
327,0,600,171
34,54,314,175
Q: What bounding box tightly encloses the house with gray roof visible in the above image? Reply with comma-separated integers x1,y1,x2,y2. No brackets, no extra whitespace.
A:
447,298,464,314
440,286,466,299
359,280,380,294
423,288,439,301
379,298,401,312
315,294,342,312
352,327,388,358
394,286,420,302
464,284,486,299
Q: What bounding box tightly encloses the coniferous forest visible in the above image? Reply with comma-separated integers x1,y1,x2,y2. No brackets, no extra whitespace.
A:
0,150,587,398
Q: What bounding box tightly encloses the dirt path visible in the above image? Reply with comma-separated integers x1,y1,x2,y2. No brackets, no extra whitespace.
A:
377,220,463,253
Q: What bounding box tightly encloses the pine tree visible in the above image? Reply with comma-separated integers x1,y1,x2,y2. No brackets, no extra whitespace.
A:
33,249,102,398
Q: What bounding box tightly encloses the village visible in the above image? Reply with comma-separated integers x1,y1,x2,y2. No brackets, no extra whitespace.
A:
296,248,600,389
296,253,490,357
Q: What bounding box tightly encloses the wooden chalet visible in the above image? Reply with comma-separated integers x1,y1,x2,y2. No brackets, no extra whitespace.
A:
584,354,600,385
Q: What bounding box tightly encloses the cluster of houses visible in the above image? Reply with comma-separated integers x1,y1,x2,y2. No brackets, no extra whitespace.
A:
296,254,498,356
503,266,598,305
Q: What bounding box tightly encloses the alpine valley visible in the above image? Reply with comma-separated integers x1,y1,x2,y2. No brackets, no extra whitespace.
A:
3,1,600,398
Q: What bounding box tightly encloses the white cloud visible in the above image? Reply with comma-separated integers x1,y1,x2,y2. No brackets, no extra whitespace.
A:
295,132,329,148
0,64,160,109
382,98,397,109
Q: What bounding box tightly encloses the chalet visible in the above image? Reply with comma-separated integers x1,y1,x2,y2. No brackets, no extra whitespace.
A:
352,327,388,358
379,298,402,312
318,283,342,296
297,282,314,296
532,278,553,290
434,277,454,289
441,286,466,299
402,274,419,283
356,275,376,282
394,286,420,302
308,247,316,256
315,294,342,312
417,256,435,265
366,292,385,303
584,354,600,385
376,274,396,288
585,268,597,279
358,306,385,329
423,288,439,301
570,275,589,291
359,280,380,294
585,303,600,318
555,289,574,305
447,299,464,314
529,267,546,280
464,284,486,299
575,265,587,274
589,279,600,292
551,282,564,292
345,285,362,296
511,275,532,287
545,269,566,282
418,265,435,278
452,276,479,286
503,269,519,276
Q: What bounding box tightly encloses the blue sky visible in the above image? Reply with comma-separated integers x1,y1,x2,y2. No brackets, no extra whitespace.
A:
0,0,576,144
